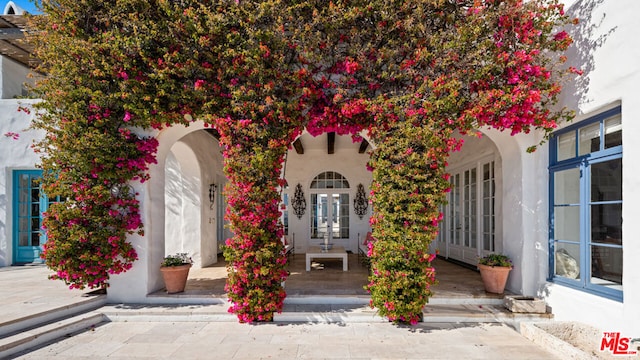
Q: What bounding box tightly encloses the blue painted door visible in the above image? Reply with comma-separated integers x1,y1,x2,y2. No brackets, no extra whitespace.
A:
13,170,45,264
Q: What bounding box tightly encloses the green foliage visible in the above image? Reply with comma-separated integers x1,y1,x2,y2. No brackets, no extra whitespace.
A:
478,253,513,268
366,121,451,324
161,253,193,267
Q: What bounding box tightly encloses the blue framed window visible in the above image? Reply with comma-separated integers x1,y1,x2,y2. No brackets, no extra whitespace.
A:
549,106,622,301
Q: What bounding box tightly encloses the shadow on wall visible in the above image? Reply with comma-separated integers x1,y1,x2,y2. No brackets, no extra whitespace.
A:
563,0,617,111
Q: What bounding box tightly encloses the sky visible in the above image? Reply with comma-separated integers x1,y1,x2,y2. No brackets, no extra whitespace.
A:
6,0,39,14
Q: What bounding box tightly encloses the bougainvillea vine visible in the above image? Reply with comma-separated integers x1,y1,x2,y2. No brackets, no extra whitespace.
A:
28,0,577,322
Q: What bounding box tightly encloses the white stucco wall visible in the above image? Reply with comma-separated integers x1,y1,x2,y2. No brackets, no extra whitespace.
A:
488,130,550,298
4,1,26,15
0,99,41,267
539,0,640,335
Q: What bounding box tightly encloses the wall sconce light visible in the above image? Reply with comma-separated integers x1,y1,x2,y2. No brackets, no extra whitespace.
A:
209,183,217,207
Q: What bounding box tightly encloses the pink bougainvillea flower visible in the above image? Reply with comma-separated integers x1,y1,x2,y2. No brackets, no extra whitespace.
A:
194,79,206,90
4,132,19,140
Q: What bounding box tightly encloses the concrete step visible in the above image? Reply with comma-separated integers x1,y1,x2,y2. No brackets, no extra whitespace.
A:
99,303,237,322
96,302,551,325
424,304,553,324
0,311,105,359
0,294,106,338
277,303,552,324
142,293,506,306
276,303,386,323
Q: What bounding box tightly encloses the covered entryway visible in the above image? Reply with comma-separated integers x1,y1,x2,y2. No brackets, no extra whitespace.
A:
157,252,501,301
164,130,223,268
283,132,372,254
433,133,502,266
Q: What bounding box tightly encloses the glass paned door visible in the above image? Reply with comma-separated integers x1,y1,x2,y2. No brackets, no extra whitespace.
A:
13,170,45,263
463,168,477,249
310,193,349,244
552,166,581,281
482,162,495,252
444,160,495,265
589,158,622,289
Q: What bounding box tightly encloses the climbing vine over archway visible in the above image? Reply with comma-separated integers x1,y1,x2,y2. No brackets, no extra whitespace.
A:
29,0,577,323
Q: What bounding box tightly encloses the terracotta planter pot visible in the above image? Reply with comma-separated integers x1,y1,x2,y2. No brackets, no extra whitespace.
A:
478,263,512,294
160,264,192,294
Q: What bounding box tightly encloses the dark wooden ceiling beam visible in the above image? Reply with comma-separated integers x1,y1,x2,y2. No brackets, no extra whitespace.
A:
327,132,335,154
293,138,304,154
358,139,369,154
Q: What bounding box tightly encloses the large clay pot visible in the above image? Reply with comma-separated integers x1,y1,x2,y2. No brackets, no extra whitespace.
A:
478,264,512,294
160,264,192,293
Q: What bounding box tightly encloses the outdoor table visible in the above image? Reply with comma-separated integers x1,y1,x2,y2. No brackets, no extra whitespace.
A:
305,246,348,271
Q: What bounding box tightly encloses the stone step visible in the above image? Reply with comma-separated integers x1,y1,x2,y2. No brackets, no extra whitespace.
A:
424,304,553,324
142,293,506,306
99,303,237,322
96,302,551,325
277,303,552,324
0,311,105,359
0,294,106,339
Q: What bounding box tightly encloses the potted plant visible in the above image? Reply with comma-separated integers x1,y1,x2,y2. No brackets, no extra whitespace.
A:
478,253,512,294
160,253,193,294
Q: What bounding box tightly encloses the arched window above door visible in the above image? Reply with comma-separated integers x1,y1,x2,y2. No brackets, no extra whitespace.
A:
310,171,350,189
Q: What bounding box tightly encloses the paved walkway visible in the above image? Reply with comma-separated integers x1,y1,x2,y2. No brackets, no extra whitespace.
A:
14,321,559,359
1,266,561,359
0,265,93,327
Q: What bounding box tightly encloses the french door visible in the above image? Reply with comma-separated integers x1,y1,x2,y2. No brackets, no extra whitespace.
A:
310,192,349,244
13,170,45,264
438,160,496,265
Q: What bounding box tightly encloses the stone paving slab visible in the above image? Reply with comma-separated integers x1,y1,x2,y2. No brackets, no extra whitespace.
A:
0,266,97,329
12,321,561,359
0,263,567,359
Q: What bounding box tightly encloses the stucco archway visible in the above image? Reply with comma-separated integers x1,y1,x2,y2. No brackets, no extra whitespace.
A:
155,122,225,287
473,128,550,296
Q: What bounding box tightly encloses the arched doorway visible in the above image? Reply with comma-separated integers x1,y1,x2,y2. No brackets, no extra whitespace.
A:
309,171,351,247
434,132,503,266
163,129,225,269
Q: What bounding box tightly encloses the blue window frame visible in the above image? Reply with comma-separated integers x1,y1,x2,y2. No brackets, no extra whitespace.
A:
549,106,622,301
